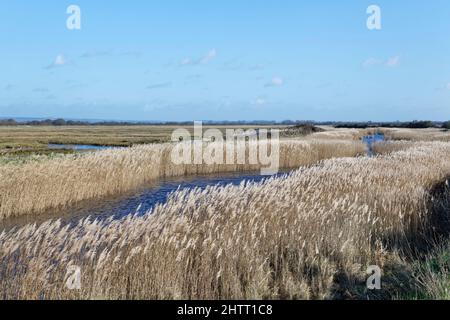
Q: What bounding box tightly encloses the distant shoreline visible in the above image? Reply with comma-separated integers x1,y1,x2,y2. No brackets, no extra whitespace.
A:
0,118,448,129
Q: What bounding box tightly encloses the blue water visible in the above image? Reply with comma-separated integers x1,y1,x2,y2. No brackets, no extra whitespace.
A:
1,171,288,230
362,134,385,155
89,171,287,221
48,144,116,151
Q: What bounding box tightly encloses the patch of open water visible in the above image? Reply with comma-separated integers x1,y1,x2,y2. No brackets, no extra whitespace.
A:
0,171,288,231
48,144,117,151
362,134,385,156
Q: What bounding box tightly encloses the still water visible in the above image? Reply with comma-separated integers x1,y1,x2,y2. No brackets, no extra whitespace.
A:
0,171,288,230
48,144,116,151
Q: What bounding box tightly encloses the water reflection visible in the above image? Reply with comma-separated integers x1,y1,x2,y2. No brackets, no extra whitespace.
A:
0,171,288,230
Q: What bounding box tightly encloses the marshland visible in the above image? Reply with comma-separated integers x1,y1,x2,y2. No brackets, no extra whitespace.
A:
0,124,449,300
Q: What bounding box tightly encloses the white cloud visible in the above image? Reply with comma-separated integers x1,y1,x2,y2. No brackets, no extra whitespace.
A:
33,87,49,93
251,97,267,106
80,50,113,58
249,64,265,71
54,55,66,66
435,83,450,91
200,49,217,64
265,76,284,87
363,56,400,68
80,50,141,59
45,94,56,100
180,49,217,66
181,58,192,66
363,58,382,68
46,54,68,69
386,56,400,67
146,82,172,90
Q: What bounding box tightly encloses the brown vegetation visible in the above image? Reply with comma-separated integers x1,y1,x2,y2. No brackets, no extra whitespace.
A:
0,142,449,299
0,139,365,221
379,128,450,142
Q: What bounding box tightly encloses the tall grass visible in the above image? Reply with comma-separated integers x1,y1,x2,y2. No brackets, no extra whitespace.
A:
372,141,417,155
0,142,449,299
307,127,367,140
0,139,364,221
380,128,450,142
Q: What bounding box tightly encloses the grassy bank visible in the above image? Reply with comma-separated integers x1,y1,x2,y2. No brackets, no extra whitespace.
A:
403,240,450,300
0,142,449,299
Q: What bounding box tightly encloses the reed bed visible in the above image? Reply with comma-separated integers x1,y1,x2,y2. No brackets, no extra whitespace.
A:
0,139,365,221
380,128,450,142
307,128,366,140
412,240,450,299
372,141,417,155
0,142,449,300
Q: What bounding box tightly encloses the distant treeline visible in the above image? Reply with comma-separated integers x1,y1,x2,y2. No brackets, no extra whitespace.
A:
0,118,449,129
0,118,92,126
0,119,313,126
335,120,450,129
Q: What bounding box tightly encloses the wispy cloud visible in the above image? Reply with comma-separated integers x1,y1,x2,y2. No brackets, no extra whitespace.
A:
180,49,217,66
80,49,141,59
222,57,245,71
249,64,265,71
46,54,68,69
146,82,172,90
181,58,193,66
186,74,202,80
363,56,400,68
434,83,450,92
33,87,49,93
67,83,87,90
200,49,217,64
251,97,267,106
316,82,332,89
386,56,400,67
184,74,203,85
120,50,142,58
265,76,284,87
4,84,14,91
64,80,87,90
80,50,113,58
220,58,265,72
362,58,382,68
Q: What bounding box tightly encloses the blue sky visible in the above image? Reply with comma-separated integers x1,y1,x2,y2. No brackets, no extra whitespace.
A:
0,1,449,121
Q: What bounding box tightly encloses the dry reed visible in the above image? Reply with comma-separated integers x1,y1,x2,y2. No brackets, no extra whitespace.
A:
0,142,449,300
0,139,365,220
371,141,417,155
380,128,450,142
